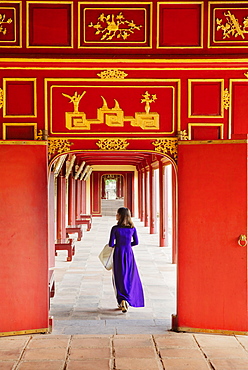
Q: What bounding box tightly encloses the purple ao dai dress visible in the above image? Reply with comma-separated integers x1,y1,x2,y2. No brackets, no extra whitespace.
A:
108,225,145,307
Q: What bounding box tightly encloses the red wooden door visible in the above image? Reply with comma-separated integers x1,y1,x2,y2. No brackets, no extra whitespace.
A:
0,143,49,336
176,140,248,334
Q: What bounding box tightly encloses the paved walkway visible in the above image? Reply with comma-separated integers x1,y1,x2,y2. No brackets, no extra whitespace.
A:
50,216,175,335
1,333,248,369
1,217,248,369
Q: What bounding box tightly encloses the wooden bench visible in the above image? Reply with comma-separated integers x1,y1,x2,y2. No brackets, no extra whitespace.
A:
66,225,83,241
75,214,92,231
55,238,75,261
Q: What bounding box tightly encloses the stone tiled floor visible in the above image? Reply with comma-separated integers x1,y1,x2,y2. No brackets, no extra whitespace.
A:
50,216,176,335
1,216,248,369
1,333,248,369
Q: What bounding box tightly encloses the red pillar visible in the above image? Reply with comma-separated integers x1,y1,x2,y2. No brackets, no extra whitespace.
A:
116,175,122,198
119,175,123,198
137,167,142,220
101,176,106,199
144,167,149,227
172,165,178,264
140,169,145,222
75,179,82,220
68,175,76,225
159,160,166,247
81,180,86,214
56,174,66,239
149,165,156,234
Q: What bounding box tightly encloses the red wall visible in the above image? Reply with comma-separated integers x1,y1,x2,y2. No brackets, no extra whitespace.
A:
0,143,49,334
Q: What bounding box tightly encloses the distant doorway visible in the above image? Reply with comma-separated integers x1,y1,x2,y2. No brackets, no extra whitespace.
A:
102,174,124,200
101,174,125,216
105,178,117,200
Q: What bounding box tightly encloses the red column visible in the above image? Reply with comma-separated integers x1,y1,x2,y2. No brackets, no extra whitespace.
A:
172,165,178,264
68,175,76,225
56,174,66,239
116,176,122,198
75,179,82,220
120,175,123,198
140,169,145,222
91,171,101,216
101,176,106,199
144,167,149,227
137,167,142,220
159,160,166,247
149,165,156,234
81,180,86,214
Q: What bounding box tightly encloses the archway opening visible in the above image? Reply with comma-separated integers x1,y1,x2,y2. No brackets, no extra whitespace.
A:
49,150,177,334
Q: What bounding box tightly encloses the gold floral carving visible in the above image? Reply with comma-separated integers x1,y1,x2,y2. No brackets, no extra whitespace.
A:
223,88,230,110
96,138,129,150
97,69,128,79
177,130,188,140
0,14,12,35
62,91,159,130
152,138,178,160
48,138,72,156
88,12,142,41
36,129,43,140
216,11,248,40
0,88,3,109
141,91,157,114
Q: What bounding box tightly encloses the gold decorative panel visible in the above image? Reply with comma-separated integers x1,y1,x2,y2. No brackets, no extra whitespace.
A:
0,2,22,48
62,91,160,131
209,2,248,48
45,78,179,136
78,2,152,49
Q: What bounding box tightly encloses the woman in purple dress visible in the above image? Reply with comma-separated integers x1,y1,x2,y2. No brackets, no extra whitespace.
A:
108,207,144,313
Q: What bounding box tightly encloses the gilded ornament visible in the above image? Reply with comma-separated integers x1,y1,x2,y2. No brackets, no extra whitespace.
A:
88,12,142,41
36,129,43,140
0,14,12,35
48,138,72,155
216,11,248,40
97,69,128,79
96,138,129,150
0,88,3,109
63,92,160,131
62,91,86,113
141,91,157,114
223,88,230,110
152,138,178,160
177,130,188,140
244,71,248,78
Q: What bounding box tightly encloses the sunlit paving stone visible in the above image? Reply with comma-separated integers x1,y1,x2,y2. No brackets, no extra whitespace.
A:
50,216,176,334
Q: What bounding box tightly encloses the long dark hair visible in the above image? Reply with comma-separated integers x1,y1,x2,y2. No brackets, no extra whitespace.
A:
117,207,134,228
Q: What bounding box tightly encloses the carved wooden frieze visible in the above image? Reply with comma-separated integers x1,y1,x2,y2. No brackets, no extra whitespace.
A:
78,2,152,49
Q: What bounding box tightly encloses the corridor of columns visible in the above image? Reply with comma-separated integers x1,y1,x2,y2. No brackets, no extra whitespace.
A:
50,151,177,335
50,214,176,335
